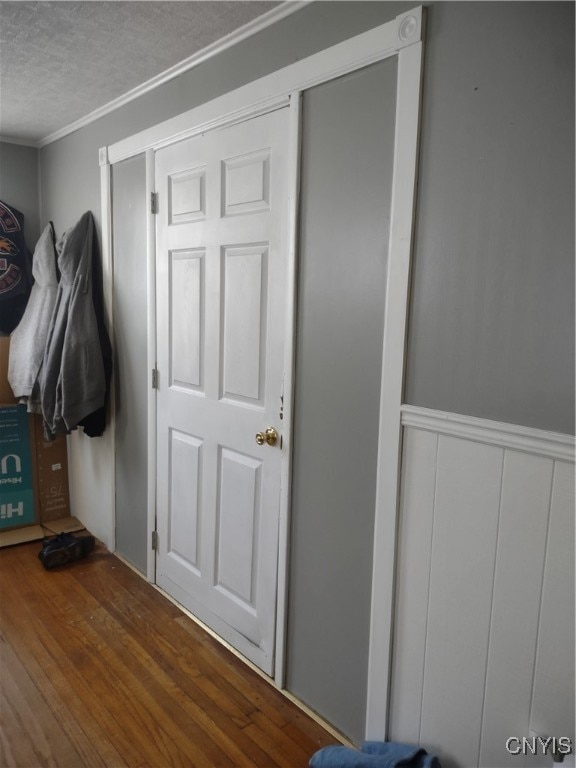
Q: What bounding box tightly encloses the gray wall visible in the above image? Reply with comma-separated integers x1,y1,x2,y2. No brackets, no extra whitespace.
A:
0,141,41,247
39,1,574,429
286,60,397,743
112,155,148,573
405,1,575,435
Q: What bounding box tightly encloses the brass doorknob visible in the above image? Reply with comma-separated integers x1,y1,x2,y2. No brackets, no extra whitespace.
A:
255,427,278,447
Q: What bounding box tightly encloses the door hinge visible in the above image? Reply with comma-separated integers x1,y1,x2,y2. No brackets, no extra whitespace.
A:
151,530,158,551
152,368,159,389
150,192,158,214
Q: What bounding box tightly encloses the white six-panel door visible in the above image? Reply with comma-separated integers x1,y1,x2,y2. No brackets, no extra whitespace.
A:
155,107,290,675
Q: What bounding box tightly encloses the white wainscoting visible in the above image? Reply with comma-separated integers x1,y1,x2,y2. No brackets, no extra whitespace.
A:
389,406,575,768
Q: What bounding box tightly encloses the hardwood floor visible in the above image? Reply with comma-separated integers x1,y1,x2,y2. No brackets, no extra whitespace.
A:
0,538,338,767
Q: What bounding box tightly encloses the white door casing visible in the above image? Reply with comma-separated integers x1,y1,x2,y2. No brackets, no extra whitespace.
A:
154,108,290,675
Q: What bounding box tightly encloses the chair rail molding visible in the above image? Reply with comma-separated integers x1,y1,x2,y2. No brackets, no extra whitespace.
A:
401,405,575,463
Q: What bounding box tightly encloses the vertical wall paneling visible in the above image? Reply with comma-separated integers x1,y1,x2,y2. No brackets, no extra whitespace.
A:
418,435,503,763
390,407,575,768
479,452,553,767
530,460,575,740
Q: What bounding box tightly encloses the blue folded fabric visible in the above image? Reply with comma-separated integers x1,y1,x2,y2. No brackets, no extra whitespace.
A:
309,741,441,768
362,742,441,768
309,746,395,768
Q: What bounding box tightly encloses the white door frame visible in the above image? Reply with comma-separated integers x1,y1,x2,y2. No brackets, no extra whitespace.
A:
100,5,424,732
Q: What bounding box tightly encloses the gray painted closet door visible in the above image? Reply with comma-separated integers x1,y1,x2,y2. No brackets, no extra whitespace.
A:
286,59,397,743
112,154,148,573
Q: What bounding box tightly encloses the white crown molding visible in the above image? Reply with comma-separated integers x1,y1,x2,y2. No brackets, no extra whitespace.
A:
106,9,417,165
401,405,575,463
0,135,40,148
37,1,312,149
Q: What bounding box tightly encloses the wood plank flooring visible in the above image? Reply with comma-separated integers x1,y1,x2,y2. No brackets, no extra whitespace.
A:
0,539,337,767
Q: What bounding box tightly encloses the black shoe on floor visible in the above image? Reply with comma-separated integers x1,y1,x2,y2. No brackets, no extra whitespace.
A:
38,533,95,570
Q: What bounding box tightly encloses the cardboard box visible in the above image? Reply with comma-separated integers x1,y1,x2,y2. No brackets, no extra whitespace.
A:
0,336,17,405
31,413,70,523
0,404,36,529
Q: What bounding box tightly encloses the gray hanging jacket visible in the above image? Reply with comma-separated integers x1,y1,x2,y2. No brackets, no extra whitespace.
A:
40,212,105,439
8,222,58,411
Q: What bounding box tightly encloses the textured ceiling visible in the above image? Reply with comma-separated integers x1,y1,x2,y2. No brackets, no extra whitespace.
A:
0,1,281,144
